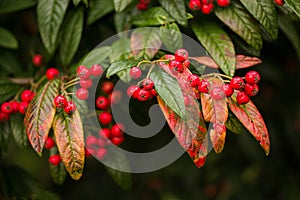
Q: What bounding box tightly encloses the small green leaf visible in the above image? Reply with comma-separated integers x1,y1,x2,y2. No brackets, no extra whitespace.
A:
158,0,187,26
0,27,18,49
160,23,183,52
0,0,36,14
110,38,131,63
0,121,11,152
150,66,186,118
10,113,28,149
226,112,244,134
106,60,139,78
285,0,300,18
113,0,134,12
0,79,20,104
49,147,67,185
80,46,112,68
192,21,236,77
215,2,263,50
88,0,114,25
37,0,69,54
60,8,84,67
131,7,175,26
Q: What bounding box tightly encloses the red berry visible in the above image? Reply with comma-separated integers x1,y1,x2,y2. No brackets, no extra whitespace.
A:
21,90,35,102
1,102,13,114
169,60,184,73
99,128,111,139
32,54,43,67
96,96,109,110
133,87,141,99
0,112,9,122
188,74,200,87
90,64,103,76
77,65,91,80
244,83,259,97
137,2,148,10
111,124,124,137
189,0,202,10
183,59,190,68
217,0,230,7
198,79,211,93
137,89,150,101
98,112,113,125
18,102,28,114
110,136,124,146
85,148,92,157
127,85,140,97
76,88,89,100
64,101,76,114
151,89,158,96
223,84,234,97
245,71,260,84
45,137,55,149
202,0,214,5
236,91,250,104
48,154,62,166
96,148,107,160
210,87,225,100
101,81,114,94
130,67,142,79
54,95,67,108
142,78,154,90
175,48,189,62
274,0,284,6
86,135,99,147
10,101,19,113
201,3,214,14
46,68,59,80
230,76,245,90
80,78,93,89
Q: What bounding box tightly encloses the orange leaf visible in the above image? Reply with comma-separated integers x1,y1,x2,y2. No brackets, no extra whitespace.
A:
228,93,270,155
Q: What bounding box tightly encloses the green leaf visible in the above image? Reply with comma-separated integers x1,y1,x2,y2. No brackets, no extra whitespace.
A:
160,23,183,52
226,112,244,134
0,27,18,49
0,79,20,104
73,0,88,6
150,66,186,118
131,7,175,26
37,0,69,54
215,2,263,50
88,0,114,25
240,0,278,40
106,60,139,78
113,0,134,12
49,147,67,185
114,12,132,34
53,110,85,180
192,21,236,77
10,113,28,149
24,79,61,155
0,0,36,14
189,59,206,76
0,50,23,76
80,46,113,68
158,0,187,26
59,8,84,67
131,28,162,59
110,38,131,63
0,121,11,152
73,98,89,117
285,0,300,18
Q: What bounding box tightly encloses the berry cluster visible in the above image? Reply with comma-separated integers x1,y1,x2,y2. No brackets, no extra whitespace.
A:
137,0,151,11
127,78,157,101
189,0,230,14
54,95,77,114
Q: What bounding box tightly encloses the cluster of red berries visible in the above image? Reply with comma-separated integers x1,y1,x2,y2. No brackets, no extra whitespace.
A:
137,0,151,11
127,78,157,101
75,64,104,100
44,137,62,166
189,0,230,14
274,0,284,6
54,95,77,114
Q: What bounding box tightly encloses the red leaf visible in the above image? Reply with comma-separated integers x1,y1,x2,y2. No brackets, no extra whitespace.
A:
190,56,219,69
228,93,270,155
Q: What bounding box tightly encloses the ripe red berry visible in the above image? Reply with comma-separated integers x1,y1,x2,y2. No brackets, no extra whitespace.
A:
48,154,62,166
137,89,150,101
96,148,107,160
90,64,103,76
18,102,28,114
1,102,13,114
54,95,67,108
217,0,230,7
201,3,214,14
244,83,259,97
98,112,113,125
169,60,184,73
110,136,124,146
130,67,142,79
210,87,225,100
127,85,140,97
151,89,158,96
77,65,91,79
236,91,250,104
198,79,211,93
76,88,89,100
32,54,43,67
111,124,124,137
46,68,59,80
21,90,35,102
189,0,202,10
0,112,9,122
183,59,191,68
245,71,260,85
101,81,114,94
274,0,284,6
80,78,93,89
85,148,92,157
222,84,234,97
10,101,19,113
175,48,189,62
202,0,214,5
142,78,154,90
137,2,148,10
96,96,109,110
230,76,245,90
188,74,200,87
64,101,76,114
99,128,111,139
133,87,141,99
45,137,55,149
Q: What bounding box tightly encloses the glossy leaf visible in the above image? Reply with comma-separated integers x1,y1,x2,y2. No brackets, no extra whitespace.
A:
113,0,134,12
80,46,112,68
228,93,270,155
158,0,187,26
192,21,236,77
240,0,278,40
209,127,226,154
37,0,69,54
10,113,28,149
285,0,300,18
0,79,20,104
0,121,11,152
215,2,263,50
110,38,131,63
106,60,139,78
131,28,162,60
53,110,85,180
226,112,244,134
0,27,18,49
0,0,36,14
49,147,67,185
25,79,61,155
60,9,84,67
160,23,183,52
88,0,114,24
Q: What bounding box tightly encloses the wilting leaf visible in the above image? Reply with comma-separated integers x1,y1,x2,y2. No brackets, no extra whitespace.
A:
53,110,85,180
10,113,28,149
228,93,270,155
25,79,61,155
